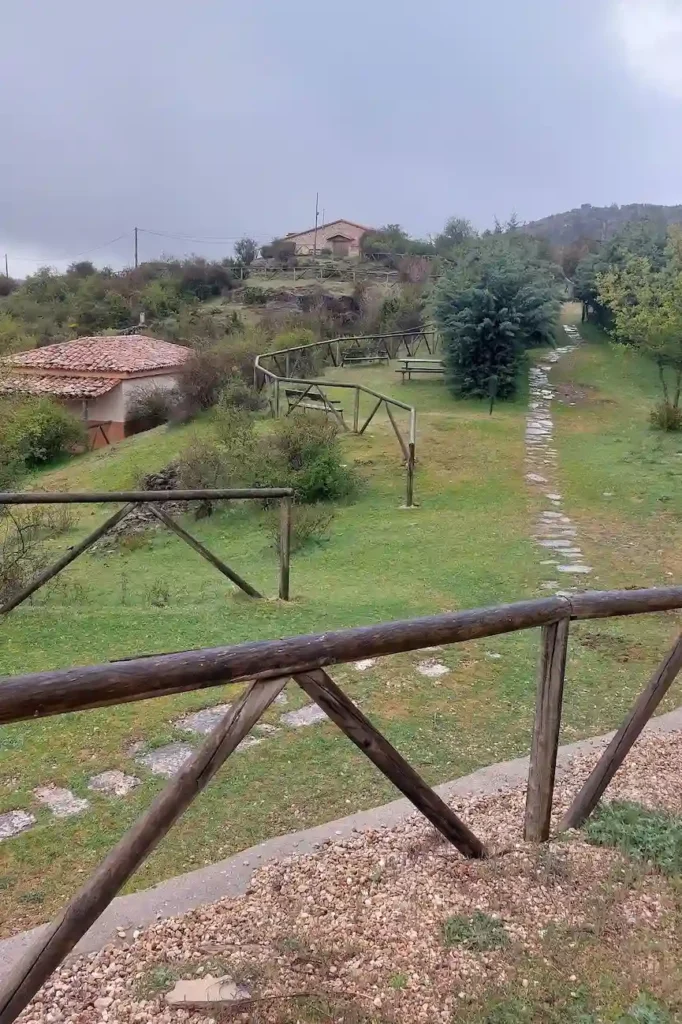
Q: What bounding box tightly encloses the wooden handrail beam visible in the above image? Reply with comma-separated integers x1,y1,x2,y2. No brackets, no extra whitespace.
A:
2,589,682,725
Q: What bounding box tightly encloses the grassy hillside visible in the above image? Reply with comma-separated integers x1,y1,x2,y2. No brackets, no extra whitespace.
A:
1,310,681,934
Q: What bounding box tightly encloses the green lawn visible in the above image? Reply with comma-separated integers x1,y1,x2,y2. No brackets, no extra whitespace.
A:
1,311,681,935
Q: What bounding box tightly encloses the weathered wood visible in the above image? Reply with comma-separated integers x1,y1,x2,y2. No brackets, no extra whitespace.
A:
285,382,315,413
358,398,383,434
279,496,291,601
559,631,682,831
353,387,360,432
384,402,409,463
0,488,293,504
524,618,570,842
569,588,682,620
0,597,573,724
147,506,262,599
406,442,416,507
0,503,135,615
294,669,486,858
0,675,288,1024
5,589,682,726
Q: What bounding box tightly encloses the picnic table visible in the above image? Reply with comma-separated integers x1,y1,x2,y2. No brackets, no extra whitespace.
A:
284,385,344,422
395,357,445,382
341,352,390,367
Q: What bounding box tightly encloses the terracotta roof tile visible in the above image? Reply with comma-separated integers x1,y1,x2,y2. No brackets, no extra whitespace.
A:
0,375,120,399
10,335,190,374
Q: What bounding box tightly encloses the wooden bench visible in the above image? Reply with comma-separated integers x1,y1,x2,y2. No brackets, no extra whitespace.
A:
396,358,445,383
341,353,390,367
284,387,344,420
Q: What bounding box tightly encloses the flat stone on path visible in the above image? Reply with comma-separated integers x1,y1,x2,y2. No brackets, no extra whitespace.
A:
0,809,36,840
557,565,593,574
138,743,195,778
34,786,89,818
525,473,547,484
280,704,328,728
88,771,141,797
177,704,232,736
354,658,377,671
166,975,250,1007
416,659,449,678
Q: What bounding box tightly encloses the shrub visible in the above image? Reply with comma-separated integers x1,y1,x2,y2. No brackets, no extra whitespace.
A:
650,401,682,431
1,397,86,466
217,376,264,413
240,286,268,306
176,349,235,415
265,503,335,553
127,384,182,427
0,504,75,605
268,415,358,503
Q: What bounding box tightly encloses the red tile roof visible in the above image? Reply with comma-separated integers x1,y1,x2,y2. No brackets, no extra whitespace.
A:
10,335,190,374
0,374,119,398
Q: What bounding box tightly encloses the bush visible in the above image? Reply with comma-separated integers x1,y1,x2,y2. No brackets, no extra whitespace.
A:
176,349,235,415
127,384,182,428
240,286,268,306
1,397,86,466
650,401,682,431
0,504,75,605
217,376,264,413
265,502,335,553
268,415,358,503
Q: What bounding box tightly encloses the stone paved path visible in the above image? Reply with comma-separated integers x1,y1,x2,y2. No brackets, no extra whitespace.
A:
526,324,592,595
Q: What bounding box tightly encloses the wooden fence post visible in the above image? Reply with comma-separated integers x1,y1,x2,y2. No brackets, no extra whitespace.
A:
560,631,682,832
279,496,292,600
353,387,360,433
524,618,570,842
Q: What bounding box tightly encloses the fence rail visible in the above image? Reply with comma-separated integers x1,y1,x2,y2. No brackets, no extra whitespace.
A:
255,329,438,507
1,584,681,1022
0,487,294,612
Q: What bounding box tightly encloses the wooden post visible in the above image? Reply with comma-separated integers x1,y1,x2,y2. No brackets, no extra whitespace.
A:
285,352,291,377
0,503,135,615
524,618,570,842
147,506,263,599
0,675,288,1024
279,496,291,600
560,631,682,832
274,378,281,418
406,443,415,508
353,387,360,433
294,668,486,858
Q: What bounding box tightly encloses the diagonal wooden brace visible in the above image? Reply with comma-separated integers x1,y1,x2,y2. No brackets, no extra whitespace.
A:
293,668,486,859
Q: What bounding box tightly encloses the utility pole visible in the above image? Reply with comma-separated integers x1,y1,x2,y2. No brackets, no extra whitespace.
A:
134,226,139,268
313,193,319,257
4,254,8,278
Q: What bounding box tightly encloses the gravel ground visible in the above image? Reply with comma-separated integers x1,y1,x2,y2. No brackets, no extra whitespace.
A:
15,730,682,1024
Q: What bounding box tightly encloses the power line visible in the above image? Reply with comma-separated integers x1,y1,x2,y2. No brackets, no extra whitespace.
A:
5,233,130,266
138,228,269,244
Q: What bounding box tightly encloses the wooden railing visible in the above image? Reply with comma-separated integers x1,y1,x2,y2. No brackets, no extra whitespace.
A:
1,586,682,1021
255,329,438,507
0,488,295,612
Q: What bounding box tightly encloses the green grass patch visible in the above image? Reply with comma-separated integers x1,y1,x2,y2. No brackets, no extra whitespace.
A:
584,802,682,876
442,911,509,951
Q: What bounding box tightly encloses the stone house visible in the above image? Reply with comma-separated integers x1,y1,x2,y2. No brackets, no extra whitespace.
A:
2,334,190,447
285,219,373,258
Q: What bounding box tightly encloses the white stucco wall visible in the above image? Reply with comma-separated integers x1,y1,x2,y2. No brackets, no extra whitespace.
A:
86,384,126,423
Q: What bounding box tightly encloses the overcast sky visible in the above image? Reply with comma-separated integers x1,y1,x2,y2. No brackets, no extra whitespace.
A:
2,0,682,273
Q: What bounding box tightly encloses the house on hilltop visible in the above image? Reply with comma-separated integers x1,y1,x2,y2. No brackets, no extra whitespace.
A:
2,334,190,448
285,219,373,258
